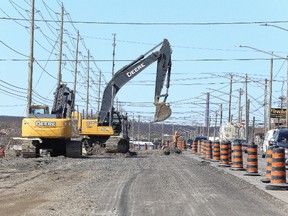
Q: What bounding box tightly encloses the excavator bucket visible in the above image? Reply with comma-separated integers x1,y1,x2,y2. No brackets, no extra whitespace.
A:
154,102,172,122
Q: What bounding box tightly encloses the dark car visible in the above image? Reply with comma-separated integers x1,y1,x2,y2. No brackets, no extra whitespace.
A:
270,129,288,165
186,139,193,149
194,136,208,142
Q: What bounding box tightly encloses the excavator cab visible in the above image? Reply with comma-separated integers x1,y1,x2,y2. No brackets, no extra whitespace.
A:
29,105,50,115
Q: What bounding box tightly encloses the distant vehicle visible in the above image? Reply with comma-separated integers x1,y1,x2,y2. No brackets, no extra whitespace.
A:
262,129,277,158
269,129,288,165
193,136,208,142
231,139,248,153
186,139,193,148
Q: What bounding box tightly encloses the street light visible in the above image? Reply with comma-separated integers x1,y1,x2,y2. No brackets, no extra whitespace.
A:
239,45,288,129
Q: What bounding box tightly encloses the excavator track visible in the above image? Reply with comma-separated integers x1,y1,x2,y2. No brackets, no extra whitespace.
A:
105,136,130,153
21,140,37,158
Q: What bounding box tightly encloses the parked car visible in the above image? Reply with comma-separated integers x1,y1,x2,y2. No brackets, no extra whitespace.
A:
262,129,277,158
186,139,193,149
193,136,208,142
269,129,288,165
231,139,248,153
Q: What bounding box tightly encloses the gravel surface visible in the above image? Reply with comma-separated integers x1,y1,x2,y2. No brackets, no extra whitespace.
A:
1,150,288,216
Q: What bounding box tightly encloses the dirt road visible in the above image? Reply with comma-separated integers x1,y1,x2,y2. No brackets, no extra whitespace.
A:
0,150,288,216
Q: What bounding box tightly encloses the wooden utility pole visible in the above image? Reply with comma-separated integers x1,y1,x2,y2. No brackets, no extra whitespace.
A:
213,111,218,142
219,104,223,129
252,116,255,143
57,4,64,87
73,31,80,111
228,74,233,122
268,58,273,130
246,99,250,142
286,57,288,127
264,79,268,134
97,70,102,114
85,50,90,119
112,33,116,76
238,88,243,123
245,74,249,142
27,0,35,116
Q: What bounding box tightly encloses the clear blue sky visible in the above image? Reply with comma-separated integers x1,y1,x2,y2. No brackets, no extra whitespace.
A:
1,0,288,127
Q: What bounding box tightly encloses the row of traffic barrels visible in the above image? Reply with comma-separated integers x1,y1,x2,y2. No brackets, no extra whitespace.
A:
191,140,288,190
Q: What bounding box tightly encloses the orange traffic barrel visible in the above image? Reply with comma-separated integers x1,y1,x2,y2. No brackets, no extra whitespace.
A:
0,147,5,158
231,140,245,171
212,141,220,161
261,146,273,183
191,141,198,153
200,140,206,158
218,141,231,167
266,147,288,190
205,140,212,160
228,142,232,163
244,143,260,176
197,140,201,155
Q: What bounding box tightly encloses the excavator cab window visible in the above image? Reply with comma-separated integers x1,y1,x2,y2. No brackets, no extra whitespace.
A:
112,112,122,133
29,106,49,115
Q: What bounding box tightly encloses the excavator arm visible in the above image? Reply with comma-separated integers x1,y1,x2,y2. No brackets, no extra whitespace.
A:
98,39,172,124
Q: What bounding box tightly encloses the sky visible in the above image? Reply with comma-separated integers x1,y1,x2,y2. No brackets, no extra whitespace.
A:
1,0,288,127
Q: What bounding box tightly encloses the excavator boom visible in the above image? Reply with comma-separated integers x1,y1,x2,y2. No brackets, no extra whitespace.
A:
99,39,172,123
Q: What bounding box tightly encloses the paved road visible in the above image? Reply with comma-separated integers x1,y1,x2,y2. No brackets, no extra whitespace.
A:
0,150,288,216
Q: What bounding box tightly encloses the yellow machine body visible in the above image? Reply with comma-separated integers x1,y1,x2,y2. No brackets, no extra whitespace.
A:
22,118,72,138
80,119,115,136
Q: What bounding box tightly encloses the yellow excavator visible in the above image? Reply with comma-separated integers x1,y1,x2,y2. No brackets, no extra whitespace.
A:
80,39,172,154
18,84,82,158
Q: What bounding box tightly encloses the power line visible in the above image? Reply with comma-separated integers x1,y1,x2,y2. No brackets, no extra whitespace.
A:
2,17,288,25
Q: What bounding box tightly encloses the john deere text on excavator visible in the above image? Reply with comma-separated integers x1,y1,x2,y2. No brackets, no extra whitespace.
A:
80,38,172,154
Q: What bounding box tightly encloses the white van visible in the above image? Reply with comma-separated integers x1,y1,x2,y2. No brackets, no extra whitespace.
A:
262,129,277,158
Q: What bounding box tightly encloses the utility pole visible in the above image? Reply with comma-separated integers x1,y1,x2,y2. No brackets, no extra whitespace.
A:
112,33,116,76
268,58,273,130
57,4,64,87
138,115,140,142
245,74,249,142
27,0,35,117
264,79,268,134
207,115,211,139
205,92,210,136
213,111,218,142
219,104,223,129
85,50,90,119
228,74,233,122
252,116,255,143
97,70,102,114
286,57,288,127
246,99,250,142
238,88,243,123
73,31,80,111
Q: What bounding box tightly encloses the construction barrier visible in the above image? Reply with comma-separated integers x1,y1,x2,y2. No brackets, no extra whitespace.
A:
261,146,273,183
266,147,288,190
191,141,198,153
244,143,260,176
0,147,4,158
198,140,201,155
200,140,206,158
205,140,212,160
212,141,220,161
231,141,245,171
218,141,231,167
228,141,232,163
